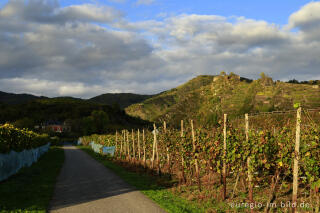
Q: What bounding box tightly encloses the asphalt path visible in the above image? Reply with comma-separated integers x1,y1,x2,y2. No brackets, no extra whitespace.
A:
49,146,166,213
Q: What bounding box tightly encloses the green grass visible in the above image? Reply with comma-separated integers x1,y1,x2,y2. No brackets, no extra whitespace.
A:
79,146,208,213
0,147,65,212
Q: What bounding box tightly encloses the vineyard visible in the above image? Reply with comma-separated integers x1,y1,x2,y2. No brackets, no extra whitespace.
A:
81,107,320,212
0,124,51,153
0,124,54,182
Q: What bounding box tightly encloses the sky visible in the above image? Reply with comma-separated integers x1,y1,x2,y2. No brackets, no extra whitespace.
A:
0,0,320,98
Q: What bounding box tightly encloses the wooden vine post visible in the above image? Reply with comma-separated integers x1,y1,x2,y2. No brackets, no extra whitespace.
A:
222,114,227,200
191,120,201,191
152,123,157,169
180,120,186,183
246,113,254,213
143,129,146,168
115,131,118,154
164,121,170,171
120,130,123,157
292,107,301,213
132,129,135,160
124,130,126,157
138,129,141,161
156,127,160,175
127,130,130,159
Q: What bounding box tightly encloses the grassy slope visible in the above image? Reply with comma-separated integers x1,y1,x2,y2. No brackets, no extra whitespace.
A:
0,147,64,212
125,75,215,122
125,74,320,126
79,146,214,213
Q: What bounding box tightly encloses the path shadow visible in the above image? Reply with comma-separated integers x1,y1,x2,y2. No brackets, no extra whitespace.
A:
49,147,138,210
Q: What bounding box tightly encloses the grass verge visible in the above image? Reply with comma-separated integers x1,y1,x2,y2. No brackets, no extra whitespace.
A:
79,146,219,213
0,147,65,212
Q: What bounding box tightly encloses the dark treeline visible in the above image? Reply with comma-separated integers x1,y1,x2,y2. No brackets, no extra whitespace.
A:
287,79,320,85
0,98,148,138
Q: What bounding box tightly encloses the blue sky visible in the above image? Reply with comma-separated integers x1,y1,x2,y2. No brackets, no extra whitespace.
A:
0,0,312,24
69,0,311,24
0,0,320,97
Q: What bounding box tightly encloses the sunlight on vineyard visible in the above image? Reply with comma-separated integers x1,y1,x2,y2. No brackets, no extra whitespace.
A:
0,124,52,153
80,109,320,212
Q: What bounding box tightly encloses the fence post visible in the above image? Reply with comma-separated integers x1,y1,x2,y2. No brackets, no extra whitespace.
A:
164,121,170,170
138,129,141,161
115,131,118,154
191,120,201,191
127,130,130,159
120,130,123,157
292,107,301,213
156,132,160,175
152,123,157,169
181,120,185,183
223,114,227,200
132,129,135,160
143,129,146,168
246,113,254,212
123,130,126,157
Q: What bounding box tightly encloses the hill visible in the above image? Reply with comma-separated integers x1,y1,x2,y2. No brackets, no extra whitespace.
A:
125,73,320,127
0,91,46,104
0,98,148,136
0,90,153,109
0,91,152,135
89,93,153,108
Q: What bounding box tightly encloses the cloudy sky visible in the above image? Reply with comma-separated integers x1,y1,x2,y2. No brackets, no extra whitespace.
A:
0,0,320,98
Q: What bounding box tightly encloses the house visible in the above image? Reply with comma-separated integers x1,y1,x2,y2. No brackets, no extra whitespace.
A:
42,120,71,133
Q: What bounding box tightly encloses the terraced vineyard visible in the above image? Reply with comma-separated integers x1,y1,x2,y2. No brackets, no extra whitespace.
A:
81,107,320,212
125,73,320,127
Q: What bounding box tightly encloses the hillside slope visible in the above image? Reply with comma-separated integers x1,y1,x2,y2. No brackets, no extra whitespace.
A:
0,91,46,104
0,90,153,109
125,75,215,122
89,93,153,108
125,73,320,126
0,98,147,134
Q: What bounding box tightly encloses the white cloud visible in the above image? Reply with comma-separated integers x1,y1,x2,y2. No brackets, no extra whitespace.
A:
288,1,320,40
289,1,320,29
0,78,107,98
1,0,320,98
0,0,122,24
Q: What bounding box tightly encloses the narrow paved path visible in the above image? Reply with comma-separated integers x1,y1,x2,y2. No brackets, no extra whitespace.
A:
49,146,166,213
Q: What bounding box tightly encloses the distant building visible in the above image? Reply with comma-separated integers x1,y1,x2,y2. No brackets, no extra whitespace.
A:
40,120,71,133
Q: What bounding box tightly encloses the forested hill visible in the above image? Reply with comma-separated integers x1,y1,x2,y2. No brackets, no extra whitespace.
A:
0,91,153,135
0,91,153,109
0,91,46,104
89,93,154,108
125,73,320,127
0,98,148,135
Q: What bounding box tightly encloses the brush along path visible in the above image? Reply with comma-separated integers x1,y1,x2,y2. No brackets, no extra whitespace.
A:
49,146,165,213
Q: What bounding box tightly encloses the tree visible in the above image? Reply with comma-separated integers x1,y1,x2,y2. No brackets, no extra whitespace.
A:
220,71,226,76
288,79,299,84
14,117,35,129
91,110,110,133
81,116,96,135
